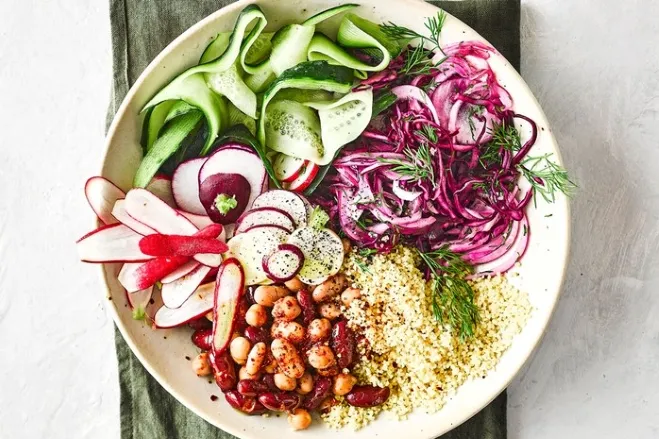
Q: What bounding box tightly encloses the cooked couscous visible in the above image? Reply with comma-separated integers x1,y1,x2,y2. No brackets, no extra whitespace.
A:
322,246,532,429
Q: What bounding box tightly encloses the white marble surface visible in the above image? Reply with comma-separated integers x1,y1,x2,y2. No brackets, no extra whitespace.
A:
0,0,657,438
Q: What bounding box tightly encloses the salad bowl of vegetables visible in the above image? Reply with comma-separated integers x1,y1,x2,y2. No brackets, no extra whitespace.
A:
81,0,571,437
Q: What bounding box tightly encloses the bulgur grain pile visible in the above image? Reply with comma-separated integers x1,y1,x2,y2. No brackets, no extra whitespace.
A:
322,246,532,430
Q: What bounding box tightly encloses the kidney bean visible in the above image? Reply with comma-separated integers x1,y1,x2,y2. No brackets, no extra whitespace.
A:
244,326,269,345
258,392,302,412
245,286,257,305
296,289,317,326
225,390,268,415
211,351,237,392
237,379,270,397
302,376,332,410
188,317,211,330
191,328,213,351
261,374,278,392
345,385,390,408
330,320,355,369
235,298,250,332
318,396,338,414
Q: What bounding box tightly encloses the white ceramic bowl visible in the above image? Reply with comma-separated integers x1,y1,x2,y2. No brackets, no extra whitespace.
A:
99,0,570,437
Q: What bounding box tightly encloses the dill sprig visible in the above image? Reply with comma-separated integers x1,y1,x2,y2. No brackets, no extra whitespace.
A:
519,153,577,203
354,248,378,273
400,44,434,76
379,144,436,185
415,124,439,143
479,121,522,167
417,248,479,340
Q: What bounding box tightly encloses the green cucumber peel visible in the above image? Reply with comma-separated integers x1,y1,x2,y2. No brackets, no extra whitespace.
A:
215,125,282,189
142,101,175,154
134,111,204,188
302,3,359,26
164,101,198,124
372,90,397,117
228,102,256,135
265,100,324,161
258,61,354,151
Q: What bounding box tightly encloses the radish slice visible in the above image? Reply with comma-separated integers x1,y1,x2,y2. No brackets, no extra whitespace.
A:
126,286,154,320
178,210,215,230
198,173,251,224
262,243,304,282
146,174,176,208
112,200,156,236
211,258,245,354
298,195,314,224
118,224,224,292
77,224,154,263
172,158,207,215
161,260,200,283
286,162,320,192
235,207,295,234
198,147,267,210
227,227,289,285
139,234,228,257
287,227,344,285
273,154,306,183
251,190,308,227
161,264,213,309
85,176,125,224
124,189,221,267
154,282,215,328
241,224,292,235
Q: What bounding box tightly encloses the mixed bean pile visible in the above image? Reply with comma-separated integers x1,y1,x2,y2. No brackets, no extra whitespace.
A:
189,267,390,431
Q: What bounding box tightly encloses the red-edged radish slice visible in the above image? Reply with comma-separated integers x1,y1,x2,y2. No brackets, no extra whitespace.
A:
285,162,320,192
161,264,212,309
154,282,215,328
178,210,215,231
234,207,295,234
251,190,308,227
227,227,289,285
126,286,154,320
273,154,306,183
119,256,189,292
112,199,156,236
146,174,176,208
77,224,154,263
198,173,251,224
262,243,304,282
297,194,314,224
139,234,228,257
211,258,245,354
118,224,224,292
241,224,292,235
172,158,207,215
161,260,200,283
85,176,125,224
124,189,221,267
198,147,267,209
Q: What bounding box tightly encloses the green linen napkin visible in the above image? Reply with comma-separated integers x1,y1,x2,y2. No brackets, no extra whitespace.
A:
108,1,520,438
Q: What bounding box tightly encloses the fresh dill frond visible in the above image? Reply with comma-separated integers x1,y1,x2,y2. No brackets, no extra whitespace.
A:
400,44,434,76
519,153,577,204
417,248,479,340
358,248,378,258
355,257,371,273
379,144,436,186
381,10,447,56
479,121,522,167
415,124,439,143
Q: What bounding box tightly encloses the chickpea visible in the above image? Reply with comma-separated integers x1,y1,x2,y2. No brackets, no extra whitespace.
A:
296,372,314,395
274,373,297,391
312,274,346,303
307,318,332,343
254,285,290,307
307,344,336,370
272,296,301,321
245,342,266,375
341,287,362,307
341,238,352,254
333,373,357,396
271,320,305,344
229,336,251,365
238,366,261,381
245,304,268,327
284,277,304,292
287,408,312,431
192,352,212,377
318,302,341,320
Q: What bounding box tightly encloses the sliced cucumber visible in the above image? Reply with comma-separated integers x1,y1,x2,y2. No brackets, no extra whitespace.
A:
258,61,354,151
228,102,256,135
143,101,175,153
264,99,324,162
271,88,334,104
270,24,315,77
302,3,359,26
206,64,257,118
244,61,277,92
244,32,274,64
199,32,232,64
304,88,373,165
134,111,203,188
164,101,198,124
228,227,289,285
288,227,344,285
